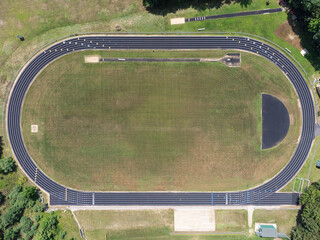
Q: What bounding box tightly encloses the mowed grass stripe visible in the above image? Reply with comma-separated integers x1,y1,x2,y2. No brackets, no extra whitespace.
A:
21,50,300,191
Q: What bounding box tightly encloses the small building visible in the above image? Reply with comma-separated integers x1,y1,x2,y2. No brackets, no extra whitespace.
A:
256,224,289,239
257,225,277,238
300,49,308,56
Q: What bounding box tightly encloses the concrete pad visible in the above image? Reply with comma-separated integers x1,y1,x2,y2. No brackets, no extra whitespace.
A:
31,125,38,133
174,209,215,232
84,55,100,63
170,18,185,25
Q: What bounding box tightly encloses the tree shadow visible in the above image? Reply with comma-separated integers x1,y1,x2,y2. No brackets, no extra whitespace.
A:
287,15,320,71
144,0,252,16
0,136,3,158
238,0,252,8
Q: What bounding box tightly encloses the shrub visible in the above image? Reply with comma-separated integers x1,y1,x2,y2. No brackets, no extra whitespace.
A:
33,214,41,222
33,203,46,213
0,157,16,174
59,230,67,239
8,185,22,199
22,186,38,201
4,228,15,240
34,214,59,240
24,230,36,240
0,192,4,204
1,206,23,228
31,222,39,230
19,216,33,233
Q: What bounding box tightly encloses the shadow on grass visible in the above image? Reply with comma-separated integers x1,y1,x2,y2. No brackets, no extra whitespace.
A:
286,13,320,71
144,0,252,15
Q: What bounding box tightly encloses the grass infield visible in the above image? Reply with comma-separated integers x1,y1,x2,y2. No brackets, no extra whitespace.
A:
21,50,301,191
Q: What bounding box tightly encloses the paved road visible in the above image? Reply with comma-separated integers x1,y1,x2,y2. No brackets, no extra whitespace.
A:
7,36,314,206
186,8,283,22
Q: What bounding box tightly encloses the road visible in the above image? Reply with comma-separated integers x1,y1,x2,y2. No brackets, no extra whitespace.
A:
185,8,283,22
6,35,315,206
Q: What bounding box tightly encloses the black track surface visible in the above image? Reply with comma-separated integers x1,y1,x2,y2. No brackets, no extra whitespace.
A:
7,36,314,206
186,8,283,22
262,94,290,149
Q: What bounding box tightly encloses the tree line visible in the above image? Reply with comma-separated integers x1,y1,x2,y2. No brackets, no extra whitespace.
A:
0,157,73,240
289,0,320,53
291,180,320,239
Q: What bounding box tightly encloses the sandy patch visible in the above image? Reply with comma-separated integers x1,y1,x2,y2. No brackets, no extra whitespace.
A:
289,114,294,125
84,55,100,63
31,125,38,133
174,209,215,232
170,18,185,25
274,21,302,50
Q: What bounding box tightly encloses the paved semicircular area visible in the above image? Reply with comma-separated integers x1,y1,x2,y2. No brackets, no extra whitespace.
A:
262,94,290,149
6,36,315,206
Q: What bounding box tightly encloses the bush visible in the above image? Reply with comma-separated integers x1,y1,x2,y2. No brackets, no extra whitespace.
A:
34,214,58,240
8,185,22,200
0,157,16,174
31,222,39,231
33,214,41,222
0,192,4,204
59,230,67,239
13,193,30,209
1,206,23,228
19,216,33,234
24,230,36,240
4,228,15,240
22,186,38,201
33,203,45,213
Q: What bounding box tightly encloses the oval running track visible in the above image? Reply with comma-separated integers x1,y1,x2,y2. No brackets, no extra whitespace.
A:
6,36,315,206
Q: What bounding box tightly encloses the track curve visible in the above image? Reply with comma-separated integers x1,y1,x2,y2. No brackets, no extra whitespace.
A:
7,35,314,205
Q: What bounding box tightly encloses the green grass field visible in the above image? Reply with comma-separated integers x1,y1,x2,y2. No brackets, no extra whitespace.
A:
21,50,301,191
281,135,320,192
253,209,299,236
215,210,248,232
74,209,259,240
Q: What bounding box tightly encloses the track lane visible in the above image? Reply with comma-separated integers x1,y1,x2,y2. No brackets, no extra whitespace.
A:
7,36,315,206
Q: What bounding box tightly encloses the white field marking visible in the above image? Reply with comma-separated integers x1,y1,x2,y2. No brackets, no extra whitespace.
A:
84,55,100,63
170,18,185,25
174,208,215,232
31,125,38,133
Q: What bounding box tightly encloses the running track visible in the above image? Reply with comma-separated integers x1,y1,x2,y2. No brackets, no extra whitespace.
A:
6,36,315,206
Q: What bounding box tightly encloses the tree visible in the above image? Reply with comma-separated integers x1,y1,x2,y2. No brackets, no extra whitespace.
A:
58,230,67,239
4,228,15,240
8,185,22,200
0,192,4,204
0,157,15,174
22,186,38,201
33,203,46,213
1,206,23,229
292,180,320,239
19,216,33,234
34,214,59,240
289,0,320,50
143,0,165,8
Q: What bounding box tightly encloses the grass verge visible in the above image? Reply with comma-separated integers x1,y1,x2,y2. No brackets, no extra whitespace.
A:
253,209,298,236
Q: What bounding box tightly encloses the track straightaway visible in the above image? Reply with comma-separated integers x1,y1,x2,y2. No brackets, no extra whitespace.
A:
6,36,314,206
